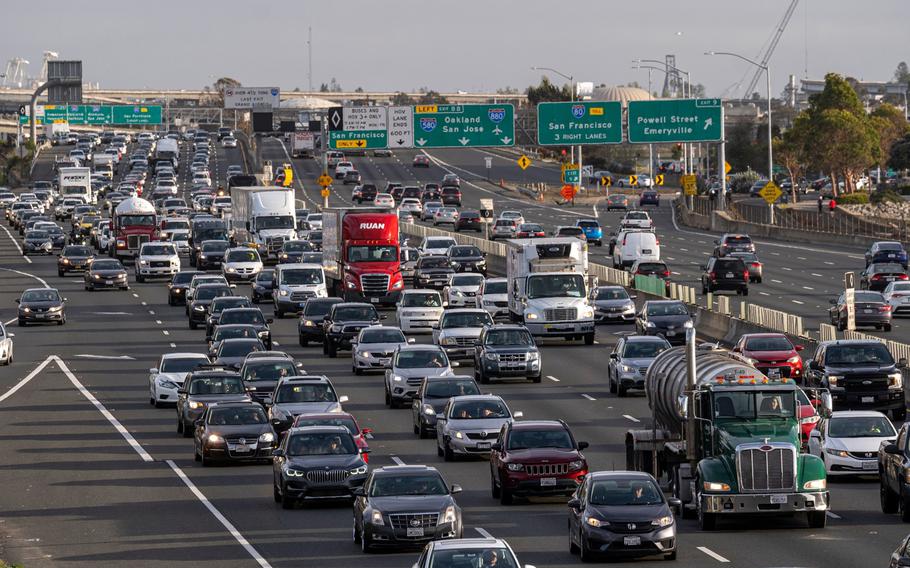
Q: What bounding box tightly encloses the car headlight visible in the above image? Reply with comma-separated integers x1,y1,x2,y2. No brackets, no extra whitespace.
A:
139,259,149,265
828,375,842,386
569,460,585,471
279,289,289,297
259,432,275,443
703,481,730,492
803,479,827,490
226,267,237,272
22,307,31,313
451,289,464,296
524,312,539,320
189,401,204,409
207,434,223,444
423,404,436,415
454,431,463,439
580,306,594,319
506,463,524,471
787,356,801,364
652,515,673,528
483,299,495,306
484,352,498,361
94,274,102,280
683,320,694,328
442,337,457,346
392,375,403,382
350,464,368,475
586,516,608,528
441,505,457,524
258,330,269,337
303,320,315,327
620,364,636,373
890,372,903,388
645,321,656,328
62,258,70,264
371,510,384,526
285,467,305,477
825,448,849,458
193,305,206,312
48,305,63,312
158,379,179,389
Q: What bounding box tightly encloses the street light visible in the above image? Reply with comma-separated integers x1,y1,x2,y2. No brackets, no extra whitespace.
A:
531,66,581,191
634,59,695,176
632,64,670,180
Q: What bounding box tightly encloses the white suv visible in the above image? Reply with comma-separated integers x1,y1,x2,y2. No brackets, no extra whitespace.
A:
222,247,263,282
334,161,354,178
396,289,445,333
136,242,180,282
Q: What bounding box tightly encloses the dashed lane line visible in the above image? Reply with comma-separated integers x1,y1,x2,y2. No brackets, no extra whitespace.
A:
475,527,495,539
581,394,596,401
697,546,730,563
391,456,406,466
623,414,641,423
546,375,560,382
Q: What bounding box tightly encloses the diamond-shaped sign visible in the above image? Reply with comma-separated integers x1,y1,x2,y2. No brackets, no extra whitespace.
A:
758,181,782,204
517,155,531,170
317,174,333,187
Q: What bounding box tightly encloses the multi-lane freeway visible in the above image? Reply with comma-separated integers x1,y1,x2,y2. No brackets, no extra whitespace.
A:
1,134,907,568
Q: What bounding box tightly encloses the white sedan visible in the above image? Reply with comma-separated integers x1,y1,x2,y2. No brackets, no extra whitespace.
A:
883,281,910,316
808,410,897,476
148,352,210,407
221,136,238,148
397,289,445,333
443,273,485,308
0,322,13,365
374,193,395,208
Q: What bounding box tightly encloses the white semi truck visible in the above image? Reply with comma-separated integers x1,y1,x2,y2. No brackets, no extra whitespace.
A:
505,237,595,344
228,186,297,260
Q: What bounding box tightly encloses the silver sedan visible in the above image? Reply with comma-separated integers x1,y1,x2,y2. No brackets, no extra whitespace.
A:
433,207,459,227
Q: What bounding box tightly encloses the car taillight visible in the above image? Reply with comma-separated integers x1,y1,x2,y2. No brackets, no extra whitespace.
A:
900,274,909,280
663,271,671,277
744,271,749,281
709,272,717,280
872,274,882,280
880,305,893,312
751,262,761,268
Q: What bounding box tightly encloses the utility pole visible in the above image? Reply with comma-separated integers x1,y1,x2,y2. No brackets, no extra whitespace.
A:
307,26,313,93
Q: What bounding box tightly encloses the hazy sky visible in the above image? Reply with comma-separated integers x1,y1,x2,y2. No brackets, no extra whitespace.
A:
1,0,906,98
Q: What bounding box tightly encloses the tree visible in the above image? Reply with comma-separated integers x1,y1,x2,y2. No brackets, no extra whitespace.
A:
726,122,761,172
354,86,364,93
390,92,414,105
890,134,910,171
418,90,448,104
807,72,865,118
329,78,342,92
690,83,706,98
208,77,242,107
319,83,329,93
894,61,910,85
870,103,910,168
773,114,809,203
496,86,519,95
526,76,571,105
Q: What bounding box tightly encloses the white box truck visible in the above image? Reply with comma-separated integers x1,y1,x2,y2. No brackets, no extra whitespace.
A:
291,132,315,158
228,187,297,260
506,238,595,344
93,153,115,179
45,122,71,146
58,167,94,204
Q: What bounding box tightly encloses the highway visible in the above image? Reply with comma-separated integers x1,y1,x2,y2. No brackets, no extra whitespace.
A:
0,136,907,567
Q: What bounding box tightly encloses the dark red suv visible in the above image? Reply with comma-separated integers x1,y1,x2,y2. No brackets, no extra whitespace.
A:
441,186,462,207
489,420,588,505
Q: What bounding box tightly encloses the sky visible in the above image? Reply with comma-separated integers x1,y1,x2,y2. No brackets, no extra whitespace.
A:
1,0,906,98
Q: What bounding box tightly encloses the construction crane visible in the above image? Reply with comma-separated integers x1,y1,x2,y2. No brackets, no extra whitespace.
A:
741,0,799,99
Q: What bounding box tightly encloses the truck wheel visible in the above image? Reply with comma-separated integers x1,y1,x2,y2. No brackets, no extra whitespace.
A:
881,479,899,514
327,339,337,358
807,510,827,528
609,374,617,394
584,333,595,346
696,488,716,531
299,336,309,347
617,384,627,397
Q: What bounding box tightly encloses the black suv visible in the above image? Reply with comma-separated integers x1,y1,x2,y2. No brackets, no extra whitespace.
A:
411,375,481,438
440,186,462,207
353,465,463,552
354,183,378,204
188,283,234,329
415,255,456,289
701,256,749,295
446,245,486,275
168,270,198,306
474,325,542,384
879,422,910,521
322,302,382,357
634,300,693,346
713,233,755,256
805,340,907,420
298,297,344,347
176,369,249,437
205,296,254,339
240,356,301,405
217,308,273,350
193,239,230,270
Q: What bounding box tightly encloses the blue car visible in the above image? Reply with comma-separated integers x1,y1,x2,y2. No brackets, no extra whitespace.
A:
866,241,908,269
575,219,603,246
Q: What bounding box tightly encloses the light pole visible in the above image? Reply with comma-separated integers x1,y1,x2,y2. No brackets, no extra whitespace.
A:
531,66,580,192
633,64,667,181
635,59,693,175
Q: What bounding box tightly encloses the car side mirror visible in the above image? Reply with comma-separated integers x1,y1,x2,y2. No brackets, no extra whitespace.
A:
432,323,440,329
352,487,365,497
885,443,902,455
362,427,373,435
407,337,416,343
513,411,523,418
829,299,837,304
380,314,388,320
263,396,273,406
194,419,204,426
808,360,819,370
14,299,19,304
577,441,589,451
451,361,460,368
567,498,581,510
450,484,463,494
713,239,719,244
668,497,682,514
490,442,502,451
809,430,821,439
436,416,446,422
900,358,909,369
177,389,186,395
323,315,331,321
609,353,618,360
266,318,274,324
795,345,805,352
339,395,349,403
149,367,158,374
272,448,285,457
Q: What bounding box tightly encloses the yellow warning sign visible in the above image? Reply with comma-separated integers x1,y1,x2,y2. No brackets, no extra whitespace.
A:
321,188,331,198
758,180,782,204
601,176,612,187
517,155,531,170
317,174,333,187
654,174,665,186
681,174,697,196
724,161,732,174
629,175,638,187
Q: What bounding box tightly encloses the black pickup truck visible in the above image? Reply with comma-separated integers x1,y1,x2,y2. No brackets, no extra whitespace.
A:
321,302,383,358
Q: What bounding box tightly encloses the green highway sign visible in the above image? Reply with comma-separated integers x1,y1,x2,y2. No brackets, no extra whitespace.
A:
414,104,514,148
562,167,580,184
327,106,388,149
112,105,162,124
537,101,622,146
329,129,387,150
44,105,68,123
20,104,162,125
85,105,114,124
627,98,722,143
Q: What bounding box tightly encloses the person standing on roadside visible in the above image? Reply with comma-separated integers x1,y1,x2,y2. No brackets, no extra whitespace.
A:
829,197,837,213
817,194,824,213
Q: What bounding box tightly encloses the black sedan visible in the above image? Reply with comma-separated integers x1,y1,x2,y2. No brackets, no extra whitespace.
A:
193,401,276,466
194,240,230,270
634,301,693,345
22,230,54,255
57,245,94,276
298,297,344,347
829,290,892,331
446,245,486,275
251,269,276,303
278,241,315,264
44,225,68,249
84,258,130,291
188,284,235,329
17,288,66,326
168,271,198,306
568,471,678,561
454,210,483,232
861,263,909,292
216,308,273,350
212,337,265,368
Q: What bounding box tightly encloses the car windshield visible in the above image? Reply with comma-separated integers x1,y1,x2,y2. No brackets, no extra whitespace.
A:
508,428,573,450
275,383,336,403
188,376,244,395
452,275,484,287
559,227,584,236
890,283,910,292
294,416,358,435
283,241,313,252
714,391,796,419
402,293,442,308
486,329,534,346
626,212,648,220
208,406,267,425
360,329,406,344
244,361,296,382
196,287,231,300
347,245,396,262
589,479,664,506
527,274,585,299
21,290,60,302
227,250,260,262
520,224,543,232
63,246,93,256
427,238,456,249
143,245,175,256
637,263,667,273
335,306,377,321
726,235,752,244
623,341,668,358
828,415,896,438
425,380,480,398
218,340,262,357
304,301,337,318
202,241,229,252
450,246,480,258
220,311,265,325
442,312,493,328
212,299,249,313
91,260,122,271
396,349,449,368
26,231,48,239
484,281,507,295
213,326,257,341
161,356,208,373
428,548,518,568
282,269,323,285
255,215,294,230
420,257,450,269
369,474,448,497
825,344,893,365
647,303,689,316
287,432,356,456
450,400,509,419
577,221,599,229
744,337,794,351
594,288,629,301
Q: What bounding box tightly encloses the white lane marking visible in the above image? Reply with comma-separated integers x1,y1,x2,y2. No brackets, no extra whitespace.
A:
169,342,177,348
827,511,842,519
0,224,32,263
162,330,170,336
132,293,139,298
546,375,560,382
0,355,55,403
798,256,807,260
770,251,780,256
824,261,835,265
166,460,274,568
697,546,730,563
273,341,281,347
3,317,15,325
811,273,823,277
391,456,406,466
149,310,155,315
581,394,596,401
680,248,689,252
771,279,783,284
759,291,770,296
57,356,154,462
141,301,148,306
803,286,814,290
74,354,135,360
781,267,793,271
475,527,495,539
92,311,132,315
623,414,641,423
0,266,49,287
792,300,805,305
666,256,676,261
155,320,163,324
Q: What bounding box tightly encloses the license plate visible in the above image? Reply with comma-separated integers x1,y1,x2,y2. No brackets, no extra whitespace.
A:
642,249,652,254
887,277,896,281
864,309,873,314
726,272,734,278
889,254,896,258
863,460,878,470
770,494,787,504
379,358,390,365
862,396,874,403
540,477,557,487
476,442,491,450
371,297,379,303
105,280,113,285
406,527,425,537
623,536,641,546
230,445,252,453
666,330,676,336
37,314,47,319
769,368,781,379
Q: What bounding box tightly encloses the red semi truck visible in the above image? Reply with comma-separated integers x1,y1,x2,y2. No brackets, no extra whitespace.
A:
112,197,158,260
322,207,403,305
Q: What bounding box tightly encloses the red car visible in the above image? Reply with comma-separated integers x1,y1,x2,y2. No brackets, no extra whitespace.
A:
290,412,372,462
515,223,545,238
489,420,588,504
731,332,804,382
413,155,430,167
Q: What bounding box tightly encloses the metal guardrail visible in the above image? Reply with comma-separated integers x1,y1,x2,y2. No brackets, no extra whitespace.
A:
819,323,837,343
741,302,807,338
716,296,731,316
634,275,666,297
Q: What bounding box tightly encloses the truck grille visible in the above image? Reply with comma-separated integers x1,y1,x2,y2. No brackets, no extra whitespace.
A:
493,301,508,308
389,512,439,531
151,261,170,268
127,234,149,249
525,463,569,476
453,337,476,347
305,469,350,484
842,376,888,392
498,353,527,363
737,445,796,492
342,324,366,335
545,307,577,321
361,273,390,295
290,291,316,302
266,236,285,251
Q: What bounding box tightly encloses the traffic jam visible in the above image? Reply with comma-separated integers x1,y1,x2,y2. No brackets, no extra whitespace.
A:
2,128,910,567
